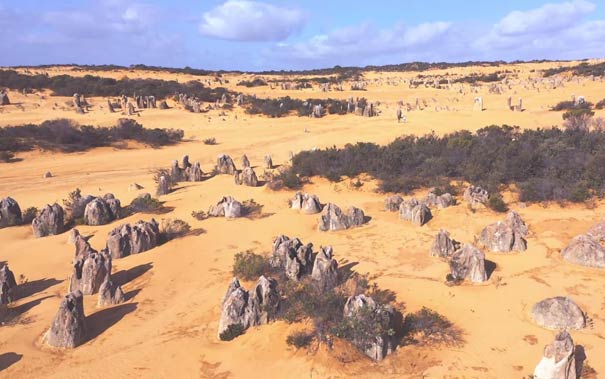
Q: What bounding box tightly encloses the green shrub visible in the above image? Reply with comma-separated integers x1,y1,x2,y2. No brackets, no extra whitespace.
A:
487,193,508,213
232,251,270,281
203,137,217,145
219,324,246,341
403,307,464,347
286,331,314,348
159,218,191,243
128,195,163,213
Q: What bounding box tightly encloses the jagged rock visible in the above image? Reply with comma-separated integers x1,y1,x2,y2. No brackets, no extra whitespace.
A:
107,99,115,113
218,276,279,338
479,211,528,252
449,244,488,283
264,155,273,169
290,192,322,214
411,204,432,226
187,162,203,182
531,297,586,330
533,331,577,379
384,195,403,212
32,203,65,238
84,197,118,226
106,219,159,259
156,175,170,196
69,249,111,295
270,235,313,280
311,246,338,290
216,154,236,174
170,160,182,182
0,197,22,228
234,167,258,187
318,203,365,231
0,264,17,305
44,291,86,348
97,278,125,307
67,228,80,244
241,155,250,168
182,155,192,170
463,185,489,208
424,189,455,209
399,198,419,221
430,229,460,259
343,295,398,361
74,234,96,257
70,195,95,220
208,196,242,219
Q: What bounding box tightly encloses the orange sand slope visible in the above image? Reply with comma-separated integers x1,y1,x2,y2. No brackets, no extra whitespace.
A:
0,62,604,379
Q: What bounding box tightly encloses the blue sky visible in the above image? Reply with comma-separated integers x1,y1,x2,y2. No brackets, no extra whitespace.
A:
1,0,604,71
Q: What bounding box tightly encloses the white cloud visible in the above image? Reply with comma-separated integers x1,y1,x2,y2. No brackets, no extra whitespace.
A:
199,0,307,42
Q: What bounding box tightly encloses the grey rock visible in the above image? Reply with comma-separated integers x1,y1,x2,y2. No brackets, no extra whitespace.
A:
0,197,22,228
533,331,577,379
311,246,338,290
531,296,586,330
411,204,432,226
208,196,242,219
290,192,322,214
384,195,403,212
32,203,65,237
449,244,488,283
399,198,419,221
97,278,125,307
84,196,120,226
264,155,273,169
463,185,489,208
234,167,258,187
106,219,159,259
69,249,111,295
45,291,86,348
561,234,605,269
0,264,17,305
430,229,460,259
156,175,170,196
216,154,236,175
187,162,203,182
424,189,455,209
241,154,250,168
479,211,528,252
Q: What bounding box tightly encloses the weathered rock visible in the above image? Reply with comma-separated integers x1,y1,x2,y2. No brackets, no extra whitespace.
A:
449,244,488,283
384,195,403,212
158,100,169,109
106,219,159,259
156,175,170,196
318,203,349,231
70,195,95,220
0,197,22,228
234,167,258,187
107,99,115,113
424,190,455,209
187,162,203,182
264,155,273,169
170,160,182,182
399,198,419,221
430,229,460,259
533,331,577,379
45,291,86,348
479,211,528,252
182,155,192,170
0,264,17,305
241,154,250,168
69,249,111,295
0,90,10,105
43,171,53,178
67,228,80,244
270,235,313,277
347,206,365,227
311,246,338,290
84,198,116,226
216,154,236,174
97,278,125,307
208,196,242,219
218,276,280,338
531,297,586,330
73,234,96,257
290,192,322,214
463,185,489,208
343,295,398,361
32,203,65,237
411,204,432,226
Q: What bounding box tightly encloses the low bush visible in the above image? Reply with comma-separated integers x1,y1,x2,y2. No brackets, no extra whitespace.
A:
232,251,270,281
128,195,164,213
202,137,217,145
487,193,508,213
237,78,267,87
219,324,246,341
286,330,314,349
159,218,191,243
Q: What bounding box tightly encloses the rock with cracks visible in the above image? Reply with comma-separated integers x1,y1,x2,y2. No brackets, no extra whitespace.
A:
430,229,460,259
106,219,160,259
44,291,87,348
216,154,236,175
32,203,65,238
318,203,365,231
463,185,489,208
97,278,125,307
290,192,322,214
69,248,111,295
561,233,605,269
311,246,338,290
449,244,488,283
234,167,259,187
479,211,528,252
0,197,22,228
208,196,242,219
531,296,586,330
533,331,577,379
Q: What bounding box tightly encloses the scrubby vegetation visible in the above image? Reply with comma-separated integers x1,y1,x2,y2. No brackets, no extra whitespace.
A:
286,125,605,203
542,61,605,78
232,251,270,281
127,196,165,214
21,207,38,224
237,78,267,87
0,70,230,100
453,72,504,84
242,96,350,117
202,137,217,145
159,218,191,243
219,323,246,341
0,118,183,161
286,330,315,349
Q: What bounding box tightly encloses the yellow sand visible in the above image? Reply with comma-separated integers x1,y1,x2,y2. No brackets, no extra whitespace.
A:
0,61,604,378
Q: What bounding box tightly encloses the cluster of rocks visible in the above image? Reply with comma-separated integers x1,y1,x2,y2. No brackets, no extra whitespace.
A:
106,219,160,259
170,155,204,182
135,95,156,109
83,194,121,226
399,198,432,226
385,190,455,226
318,203,365,231
430,230,488,283
533,331,577,379
218,276,280,338
289,192,322,214
0,197,22,228
0,264,17,305
208,196,243,219
463,185,489,209
32,203,65,237
479,211,528,253
178,93,204,113
561,220,605,268
234,167,259,187
216,154,237,175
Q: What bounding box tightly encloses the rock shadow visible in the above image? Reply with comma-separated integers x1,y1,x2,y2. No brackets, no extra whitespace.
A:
0,352,22,371
86,303,138,342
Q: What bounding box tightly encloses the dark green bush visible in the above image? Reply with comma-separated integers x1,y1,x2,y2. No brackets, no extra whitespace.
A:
219,323,246,341
286,331,314,348
487,193,508,213
237,78,267,87
232,251,270,281
403,307,463,347
128,196,163,213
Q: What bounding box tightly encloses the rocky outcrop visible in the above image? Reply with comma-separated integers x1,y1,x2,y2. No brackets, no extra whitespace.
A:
106,219,160,259
156,175,170,196
533,331,577,379
67,228,80,244
311,246,338,290
32,203,65,238
264,155,273,169
69,194,95,220
158,100,169,109
384,195,403,212
218,276,280,338
430,229,460,259
97,278,125,307
0,89,9,105
216,154,236,175
400,199,432,226
463,185,489,208
83,194,121,226
531,297,586,330
241,155,250,168
0,264,17,305
69,249,111,295
0,197,22,228
424,189,455,209
561,232,605,269
343,295,398,361
318,203,366,231
479,211,528,252
449,244,488,283
234,167,259,187
290,192,322,214
44,291,87,348
208,196,242,219
186,162,203,182
270,235,314,280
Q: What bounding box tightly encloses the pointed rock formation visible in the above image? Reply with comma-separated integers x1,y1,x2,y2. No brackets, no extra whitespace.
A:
311,246,338,290
32,203,65,238
234,167,259,187
430,229,460,259
0,264,17,305
241,155,250,168
264,155,273,169
384,195,403,212
216,154,236,174
479,211,528,252
44,291,86,348
290,192,322,214
318,203,366,231
97,278,125,307
463,185,489,208
449,244,488,283
69,249,111,295
0,197,22,228
83,195,121,226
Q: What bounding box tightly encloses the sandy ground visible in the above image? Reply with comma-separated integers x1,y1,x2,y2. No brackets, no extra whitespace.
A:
0,62,604,378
